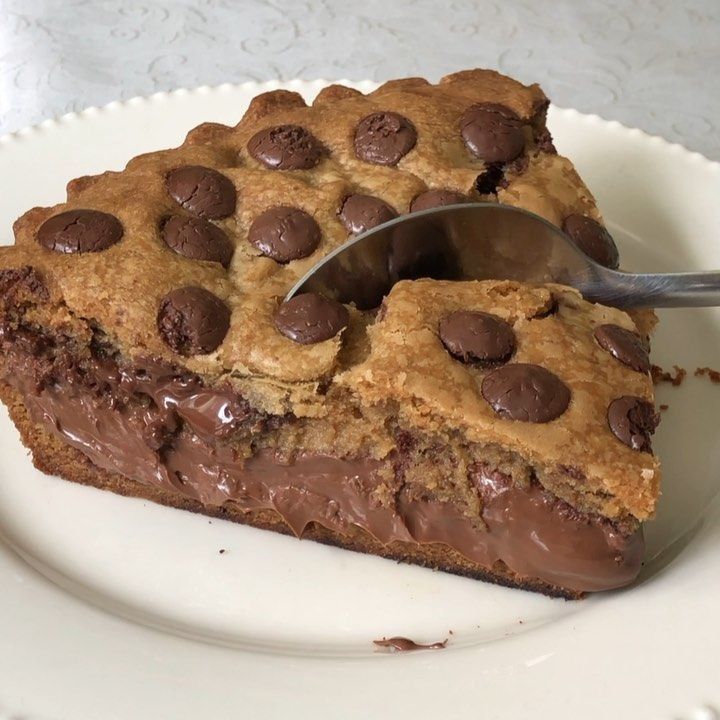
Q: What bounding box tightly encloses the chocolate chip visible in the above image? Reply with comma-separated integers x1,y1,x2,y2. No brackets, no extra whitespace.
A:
439,311,515,364
339,194,397,235
165,166,236,220
410,190,468,213
248,206,321,263
562,214,619,269
275,293,348,344
161,215,234,267
594,324,650,373
460,103,525,164
482,363,570,423
157,286,230,356
354,112,417,166
607,396,659,451
247,125,324,170
36,209,123,253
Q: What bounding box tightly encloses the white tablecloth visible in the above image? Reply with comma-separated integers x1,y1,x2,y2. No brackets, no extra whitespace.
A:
1,0,718,160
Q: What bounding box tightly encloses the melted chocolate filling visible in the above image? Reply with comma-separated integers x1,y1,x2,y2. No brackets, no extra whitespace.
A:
0,327,644,593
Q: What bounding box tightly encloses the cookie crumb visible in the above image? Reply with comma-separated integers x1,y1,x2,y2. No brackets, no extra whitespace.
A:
695,366,720,384
219,548,226,554
651,364,686,386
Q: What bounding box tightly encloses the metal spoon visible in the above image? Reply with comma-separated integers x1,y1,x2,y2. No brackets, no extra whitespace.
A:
286,203,720,310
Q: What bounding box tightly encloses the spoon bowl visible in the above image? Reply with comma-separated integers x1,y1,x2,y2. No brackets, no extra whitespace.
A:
286,203,720,309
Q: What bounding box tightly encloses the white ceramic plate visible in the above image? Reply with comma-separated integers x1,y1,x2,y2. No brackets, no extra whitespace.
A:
1,80,719,720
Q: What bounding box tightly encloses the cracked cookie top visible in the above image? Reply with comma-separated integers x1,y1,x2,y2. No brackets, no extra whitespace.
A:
2,69,609,384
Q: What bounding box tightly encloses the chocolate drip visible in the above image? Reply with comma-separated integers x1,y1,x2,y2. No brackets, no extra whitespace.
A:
373,637,447,652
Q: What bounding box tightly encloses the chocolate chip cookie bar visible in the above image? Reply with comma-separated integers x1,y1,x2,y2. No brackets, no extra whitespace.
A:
0,69,660,598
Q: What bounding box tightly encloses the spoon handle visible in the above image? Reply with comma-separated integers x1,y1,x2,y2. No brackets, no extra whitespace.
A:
582,270,720,309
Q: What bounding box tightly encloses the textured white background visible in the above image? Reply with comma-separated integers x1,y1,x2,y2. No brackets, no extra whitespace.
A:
0,0,718,159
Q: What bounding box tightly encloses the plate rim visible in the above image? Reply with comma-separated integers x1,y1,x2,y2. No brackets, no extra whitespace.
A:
1,77,719,176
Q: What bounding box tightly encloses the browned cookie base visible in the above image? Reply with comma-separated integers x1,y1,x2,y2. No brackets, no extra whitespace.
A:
0,380,581,600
